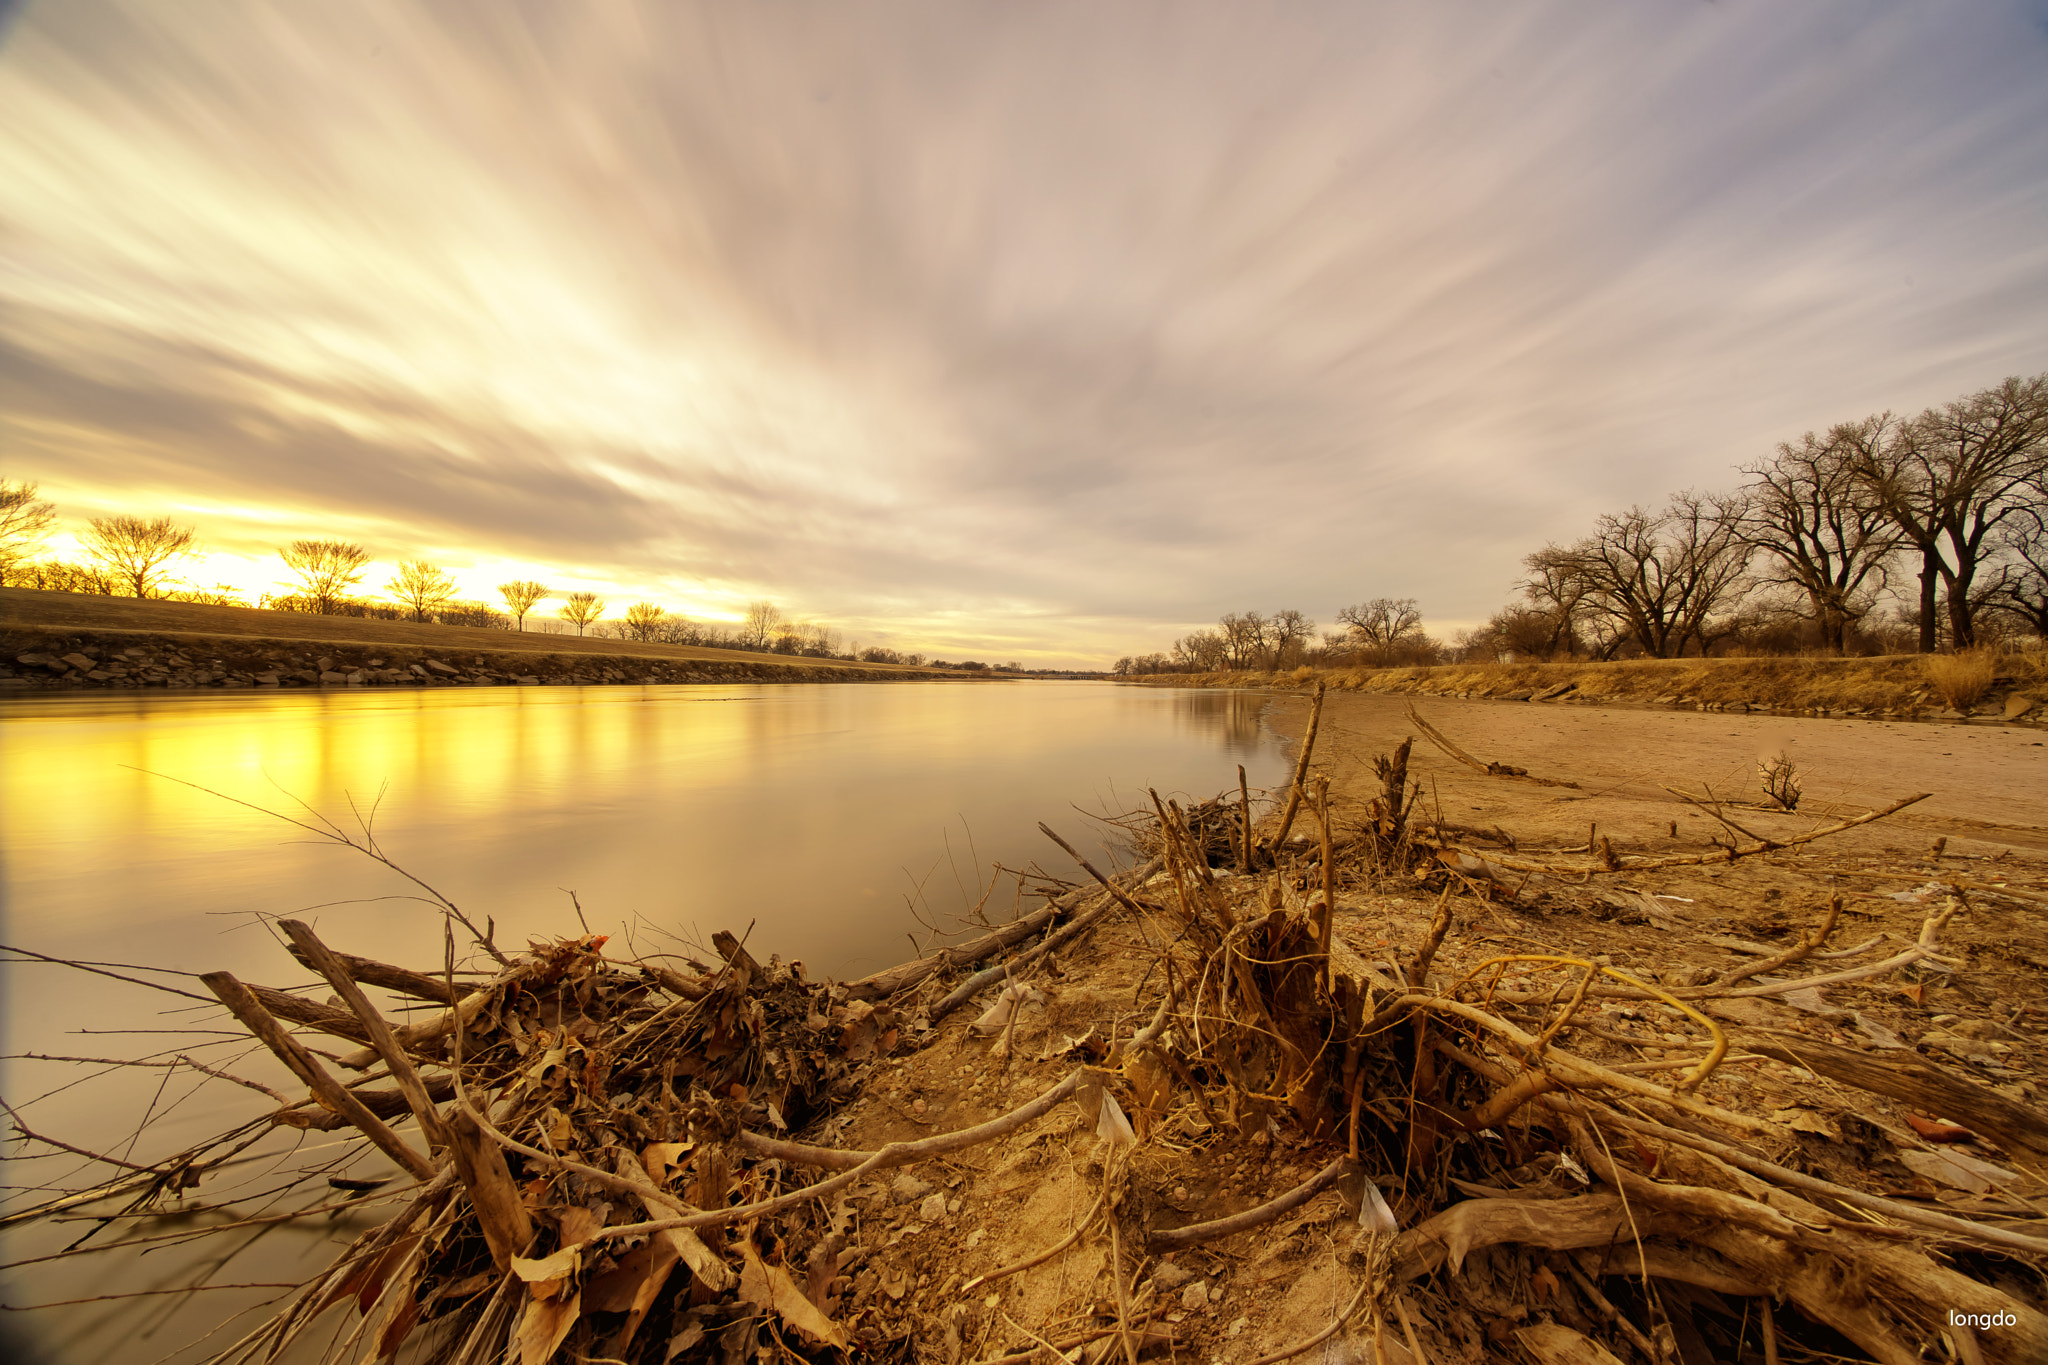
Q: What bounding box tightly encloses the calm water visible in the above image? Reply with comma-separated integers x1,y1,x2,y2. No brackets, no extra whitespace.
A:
0,680,1283,1363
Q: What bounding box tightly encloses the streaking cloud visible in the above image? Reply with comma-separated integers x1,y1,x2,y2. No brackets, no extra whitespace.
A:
3,1,2046,664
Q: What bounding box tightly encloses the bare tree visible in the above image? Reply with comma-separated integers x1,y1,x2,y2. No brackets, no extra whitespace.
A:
1988,476,2048,639
558,590,605,636
279,539,372,614
1739,418,1906,654
387,559,458,622
624,601,666,641
498,579,550,631
1852,374,2048,650
0,480,58,585
1529,492,1752,659
1336,598,1426,664
1217,611,1269,669
742,600,782,651
1266,609,1316,668
1173,628,1229,672
82,514,199,598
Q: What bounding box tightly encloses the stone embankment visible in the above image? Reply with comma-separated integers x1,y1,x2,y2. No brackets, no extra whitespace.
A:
0,630,951,692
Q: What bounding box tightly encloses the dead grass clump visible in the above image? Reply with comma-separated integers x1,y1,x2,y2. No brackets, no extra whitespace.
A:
1926,647,1999,711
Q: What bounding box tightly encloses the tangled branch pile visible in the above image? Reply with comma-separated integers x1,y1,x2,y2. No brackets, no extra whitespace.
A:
9,704,2048,1365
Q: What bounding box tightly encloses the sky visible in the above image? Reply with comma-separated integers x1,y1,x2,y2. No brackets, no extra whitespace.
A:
4,2,2048,668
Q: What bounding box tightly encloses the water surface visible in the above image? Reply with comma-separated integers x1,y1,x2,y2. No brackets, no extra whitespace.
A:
0,680,1282,1363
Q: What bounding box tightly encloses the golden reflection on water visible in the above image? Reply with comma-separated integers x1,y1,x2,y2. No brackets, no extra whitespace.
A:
0,682,1282,1364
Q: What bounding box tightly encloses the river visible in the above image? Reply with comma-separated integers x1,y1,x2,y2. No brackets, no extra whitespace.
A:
0,680,1284,1363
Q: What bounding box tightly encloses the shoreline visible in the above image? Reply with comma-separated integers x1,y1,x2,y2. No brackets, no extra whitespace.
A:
1134,652,2047,727
7,690,2046,1361
0,625,970,692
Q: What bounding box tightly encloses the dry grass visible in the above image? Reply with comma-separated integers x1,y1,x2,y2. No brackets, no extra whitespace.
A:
1148,644,2048,718
0,587,936,672
1924,647,1999,711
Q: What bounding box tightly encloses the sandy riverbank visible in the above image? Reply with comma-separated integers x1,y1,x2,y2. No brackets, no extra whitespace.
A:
9,690,2046,1362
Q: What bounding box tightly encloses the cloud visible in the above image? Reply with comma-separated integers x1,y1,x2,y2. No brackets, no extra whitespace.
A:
3,1,2047,663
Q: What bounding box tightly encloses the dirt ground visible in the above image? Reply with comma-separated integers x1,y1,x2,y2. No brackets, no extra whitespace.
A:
807,691,2048,1363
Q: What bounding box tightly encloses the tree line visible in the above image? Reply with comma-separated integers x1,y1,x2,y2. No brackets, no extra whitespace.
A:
1117,372,2047,672
0,503,889,661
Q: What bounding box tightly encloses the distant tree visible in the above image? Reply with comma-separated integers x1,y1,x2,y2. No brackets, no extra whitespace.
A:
1266,609,1316,668
20,559,116,595
1173,628,1229,672
498,579,550,631
559,590,605,636
165,583,250,607
624,601,667,641
0,479,59,586
1851,374,2048,650
278,539,372,614
1739,419,1906,654
742,600,782,651
1336,598,1427,664
1526,492,1752,659
388,559,458,622
1481,605,1579,661
82,514,199,598
1217,611,1269,670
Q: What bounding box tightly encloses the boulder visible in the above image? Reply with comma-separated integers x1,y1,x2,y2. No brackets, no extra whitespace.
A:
2005,693,2039,720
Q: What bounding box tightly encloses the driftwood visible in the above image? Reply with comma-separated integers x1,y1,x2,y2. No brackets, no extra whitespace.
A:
17,716,2046,1365
1737,1030,2048,1172
1266,681,1325,850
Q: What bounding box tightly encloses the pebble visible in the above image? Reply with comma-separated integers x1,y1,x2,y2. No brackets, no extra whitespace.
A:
1181,1282,1210,1311
919,1193,947,1223
891,1174,933,1204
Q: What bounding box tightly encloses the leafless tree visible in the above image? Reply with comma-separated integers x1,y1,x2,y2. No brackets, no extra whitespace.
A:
498,579,549,630
1266,609,1316,668
1336,598,1426,664
1217,611,1268,670
742,600,782,651
1988,475,2048,639
1739,417,1906,654
278,539,372,614
624,602,667,641
0,479,58,585
1173,628,1228,672
387,560,458,622
1528,492,1752,659
558,591,605,636
1482,604,1579,661
1851,374,2048,650
82,514,199,598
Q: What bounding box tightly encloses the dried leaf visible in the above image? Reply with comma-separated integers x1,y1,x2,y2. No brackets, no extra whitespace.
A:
1772,1106,1834,1137
1898,1149,2017,1194
1531,1263,1560,1301
1361,1180,1400,1237
738,1243,849,1348
970,981,1042,1036
515,1288,580,1365
372,1253,425,1358
640,1141,692,1184
1095,1092,1137,1148
511,1245,579,1301
557,1205,604,1248
1903,1113,1974,1143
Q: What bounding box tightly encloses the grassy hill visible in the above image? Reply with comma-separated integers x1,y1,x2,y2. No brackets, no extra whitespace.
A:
0,588,968,689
